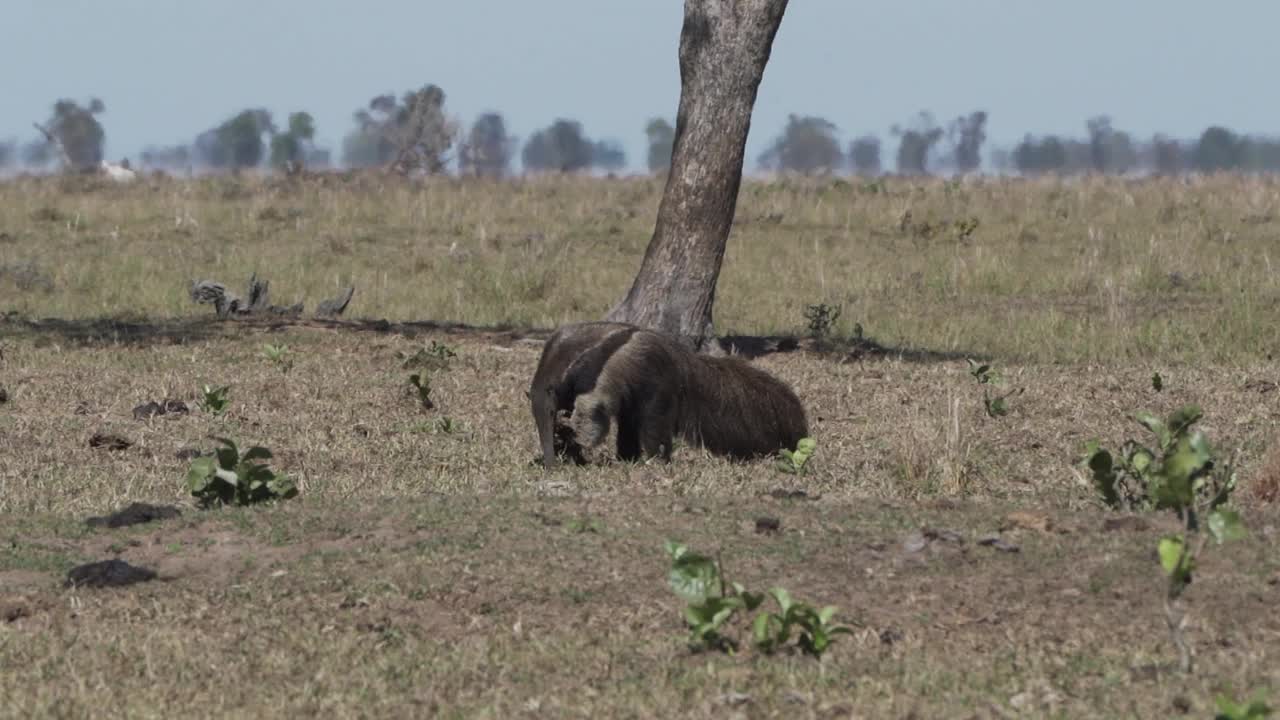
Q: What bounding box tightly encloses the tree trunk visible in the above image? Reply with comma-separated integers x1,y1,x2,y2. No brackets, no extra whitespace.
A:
605,0,789,350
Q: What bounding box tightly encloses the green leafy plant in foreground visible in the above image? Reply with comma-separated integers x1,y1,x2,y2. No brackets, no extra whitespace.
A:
186,437,298,508
199,384,230,415
1215,692,1273,720
400,340,457,372
664,541,853,658
262,343,293,374
1085,404,1245,673
752,586,854,657
776,437,816,475
408,372,434,410
967,358,1020,418
665,540,763,652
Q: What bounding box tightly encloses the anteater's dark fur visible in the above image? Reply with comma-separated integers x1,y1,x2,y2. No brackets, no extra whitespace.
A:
528,321,809,467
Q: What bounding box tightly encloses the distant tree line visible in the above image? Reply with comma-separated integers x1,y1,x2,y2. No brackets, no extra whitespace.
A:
5,88,1280,179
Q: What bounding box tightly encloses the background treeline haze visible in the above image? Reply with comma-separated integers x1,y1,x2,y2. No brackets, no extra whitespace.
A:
3,86,1277,178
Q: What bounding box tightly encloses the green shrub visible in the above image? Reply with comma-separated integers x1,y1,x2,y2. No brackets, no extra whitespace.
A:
186,437,297,508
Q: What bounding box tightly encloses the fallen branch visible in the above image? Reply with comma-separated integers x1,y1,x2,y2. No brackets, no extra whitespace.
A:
316,286,355,318
190,273,351,319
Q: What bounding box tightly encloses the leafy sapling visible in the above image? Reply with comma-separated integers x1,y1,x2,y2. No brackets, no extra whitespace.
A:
1085,404,1245,673
186,437,297,508
400,340,457,372
664,541,854,658
665,541,763,653
1085,405,1230,513
777,437,817,475
752,587,854,658
967,359,1020,418
199,384,230,416
262,343,293,374
408,373,434,410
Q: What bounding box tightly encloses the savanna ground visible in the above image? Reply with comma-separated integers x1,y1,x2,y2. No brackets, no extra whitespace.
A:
1,171,1279,718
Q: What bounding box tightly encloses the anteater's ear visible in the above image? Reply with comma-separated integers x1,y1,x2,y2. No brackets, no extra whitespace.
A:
524,389,532,400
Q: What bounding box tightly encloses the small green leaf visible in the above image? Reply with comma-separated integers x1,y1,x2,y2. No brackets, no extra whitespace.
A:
684,604,712,628
1167,405,1203,435
1087,447,1113,475
186,456,217,491
1158,535,1195,590
1158,536,1185,575
818,605,839,625
1158,433,1213,508
1208,509,1247,545
269,474,299,499
243,464,275,483
753,612,777,648
1151,372,1163,392
986,396,1008,417
214,468,239,485
668,550,721,603
241,446,273,462
664,540,687,561
1129,447,1155,475
1134,411,1170,448
769,587,794,614
215,448,239,472
1087,448,1120,507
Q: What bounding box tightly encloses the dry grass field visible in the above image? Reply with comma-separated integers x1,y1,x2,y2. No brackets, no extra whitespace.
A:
1,171,1279,718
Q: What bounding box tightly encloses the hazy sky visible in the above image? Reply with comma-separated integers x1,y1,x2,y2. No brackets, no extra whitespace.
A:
2,0,1276,171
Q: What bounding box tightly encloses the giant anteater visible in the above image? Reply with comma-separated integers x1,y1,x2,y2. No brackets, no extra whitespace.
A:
529,321,809,468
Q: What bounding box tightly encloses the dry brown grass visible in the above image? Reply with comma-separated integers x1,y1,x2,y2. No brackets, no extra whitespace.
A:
3,171,1280,363
3,173,1280,717
1246,434,1280,504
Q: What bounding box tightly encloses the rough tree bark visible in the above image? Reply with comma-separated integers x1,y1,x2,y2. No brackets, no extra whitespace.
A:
605,0,789,350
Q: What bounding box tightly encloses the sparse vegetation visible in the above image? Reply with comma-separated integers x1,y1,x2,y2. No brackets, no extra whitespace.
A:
2,175,1279,717
967,359,1019,418
400,340,457,372
776,437,816,475
1085,405,1235,515
1215,692,1274,720
407,372,434,410
262,343,293,374
1086,404,1246,673
802,302,841,342
751,586,855,658
186,437,298,508
665,541,853,659
198,384,230,415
